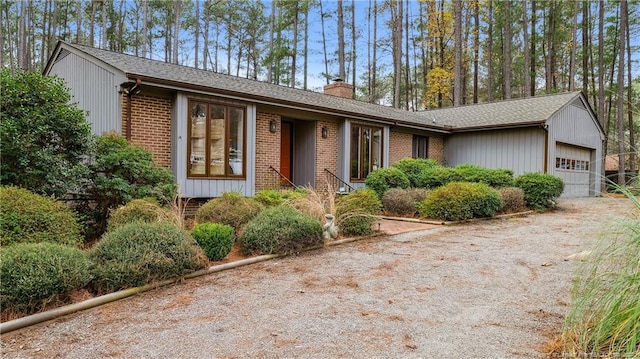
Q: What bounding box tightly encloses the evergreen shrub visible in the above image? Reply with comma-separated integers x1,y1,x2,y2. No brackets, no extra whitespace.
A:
419,182,503,221
191,223,235,261
514,173,564,210
336,189,383,236
195,192,264,233
364,167,410,197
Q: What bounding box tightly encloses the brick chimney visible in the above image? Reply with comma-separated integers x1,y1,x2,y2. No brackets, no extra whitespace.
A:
323,78,354,99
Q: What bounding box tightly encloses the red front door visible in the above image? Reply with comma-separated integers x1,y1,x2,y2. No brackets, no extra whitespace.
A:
280,122,292,183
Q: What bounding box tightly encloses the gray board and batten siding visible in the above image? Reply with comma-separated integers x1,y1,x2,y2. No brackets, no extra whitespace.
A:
45,47,126,136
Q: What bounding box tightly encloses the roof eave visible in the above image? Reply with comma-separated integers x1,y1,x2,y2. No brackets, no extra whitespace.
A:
125,73,452,134
449,121,546,133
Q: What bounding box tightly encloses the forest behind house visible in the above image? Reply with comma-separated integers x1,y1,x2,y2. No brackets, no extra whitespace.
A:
2,0,638,183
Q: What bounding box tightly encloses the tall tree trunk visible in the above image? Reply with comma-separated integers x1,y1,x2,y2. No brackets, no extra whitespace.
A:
616,0,626,185
581,1,589,94
194,0,199,69
303,1,308,90
523,0,531,97
393,0,402,109
352,0,356,97
337,0,345,80
203,2,209,70
90,0,96,47
503,0,511,99
18,1,28,70
569,0,578,91
404,0,410,108
141,0,148,57
453,0,462,106
487,0,493,101
173,1,180,64
626,1,636,177
291,0,298,87
76,0,83,44
267,0,275,82
472,0,479,103
371,0,377,103
101,0,107,49
117,0,125,52
530,0,536,96
597,0,605,125
49,0,57,57
320,0,329,85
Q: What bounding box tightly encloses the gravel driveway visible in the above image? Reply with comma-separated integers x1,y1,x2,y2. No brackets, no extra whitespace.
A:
1,197,634,359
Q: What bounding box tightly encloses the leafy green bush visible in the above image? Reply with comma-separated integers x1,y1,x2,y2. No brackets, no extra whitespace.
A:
454,164,514,188
254,188,308,207
498,187,526,213
382,187,430,217
196,192,264,233
514,172,564,210
419,182,503,221
89,222,207,293
86,133,177,235
191,223,235,261
0,68,92,197
1,242,92,313
392,158,439,187
239,206,323,255
0,186,82,247
364,167,410,197
336,189,383,236
107,198,177,231
418,166,459,189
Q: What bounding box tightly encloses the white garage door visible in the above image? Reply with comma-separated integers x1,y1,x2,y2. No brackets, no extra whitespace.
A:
554,143,592,197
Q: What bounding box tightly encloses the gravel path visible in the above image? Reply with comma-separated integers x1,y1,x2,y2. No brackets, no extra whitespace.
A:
1,197,634,359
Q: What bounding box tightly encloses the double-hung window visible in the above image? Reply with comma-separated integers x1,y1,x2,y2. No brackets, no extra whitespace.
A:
188,101,245,178
350,124,383,181
412,135,429,159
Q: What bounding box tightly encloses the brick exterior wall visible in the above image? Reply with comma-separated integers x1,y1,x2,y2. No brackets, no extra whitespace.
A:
255,112,281,190
429,136,445,164
387,130,445,165
388,130,413,165
121,93,173,168
315,120,339,191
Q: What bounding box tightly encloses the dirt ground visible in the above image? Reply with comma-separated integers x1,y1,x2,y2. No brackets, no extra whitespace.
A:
0,197,635,359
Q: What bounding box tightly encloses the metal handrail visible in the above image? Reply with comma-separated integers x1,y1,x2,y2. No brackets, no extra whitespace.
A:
268,166,298,189
324,168,354,193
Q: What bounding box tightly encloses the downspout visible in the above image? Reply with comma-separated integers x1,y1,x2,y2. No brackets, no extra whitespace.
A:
542,122,550,173
124,78,142,141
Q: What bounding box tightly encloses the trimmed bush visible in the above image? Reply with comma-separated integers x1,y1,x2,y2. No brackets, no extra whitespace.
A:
418,166,459,189
1,242,92,313
454,164,514,188
89,222,207,293
364,167,411,197
239,206,323,255
0,186,82,247
498,187,527,213
107,199,177,231
336,189,383,236
514,172,564,210
382,187,430,217
191,223,235,261
392,158,439,187
419,182,503,221
196,192,264,233
254,189,307,207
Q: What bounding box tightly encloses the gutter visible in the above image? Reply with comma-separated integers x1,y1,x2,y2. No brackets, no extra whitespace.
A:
121,78,142,141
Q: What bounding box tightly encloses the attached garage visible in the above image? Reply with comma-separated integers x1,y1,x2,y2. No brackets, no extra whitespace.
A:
419,92,604,197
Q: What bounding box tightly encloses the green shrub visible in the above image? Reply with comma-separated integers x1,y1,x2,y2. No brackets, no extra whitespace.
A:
0,186,82,247
382,187,430,217
1,68,92,197
107,198,177,231
191,223,235,261
419,182,503,221
254,188,307,207
239,206,323,255
514,172,564,210
1,242,92,313
364,167,411,197
392,158,439,187
86,133,177,236
336,189,383,236
498,187,526,213
89,222,207,293
418,166,459,189
196,192,264,233
454,164,514,188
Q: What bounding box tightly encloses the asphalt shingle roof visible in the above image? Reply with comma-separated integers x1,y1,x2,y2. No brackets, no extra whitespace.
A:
413,92,584,130
55,41,587,133
59,42,450,132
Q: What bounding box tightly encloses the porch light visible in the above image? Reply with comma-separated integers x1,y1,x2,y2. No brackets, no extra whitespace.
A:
269,120,278,133
321,125,328,139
